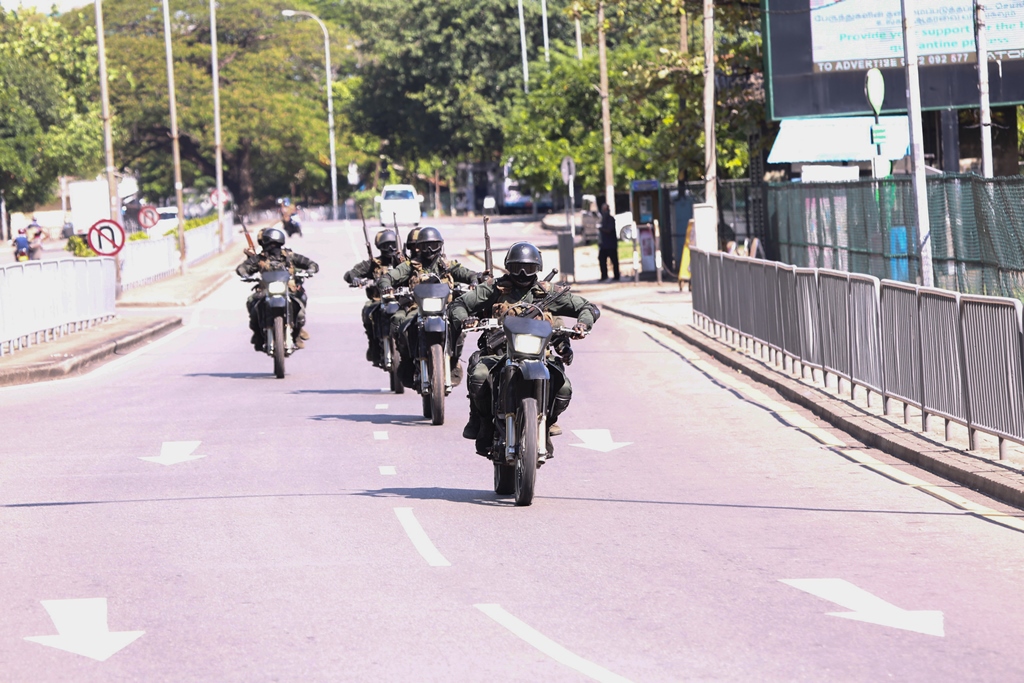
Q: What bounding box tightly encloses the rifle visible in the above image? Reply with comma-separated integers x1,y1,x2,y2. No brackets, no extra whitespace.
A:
483,215,493,277
240,215,256,253
356,203,373,260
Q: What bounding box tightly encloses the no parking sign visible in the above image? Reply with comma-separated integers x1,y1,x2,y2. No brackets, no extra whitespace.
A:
139,206,160,230
87,219,126,256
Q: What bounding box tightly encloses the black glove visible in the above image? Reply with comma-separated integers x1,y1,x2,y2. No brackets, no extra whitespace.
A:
554,336,574,365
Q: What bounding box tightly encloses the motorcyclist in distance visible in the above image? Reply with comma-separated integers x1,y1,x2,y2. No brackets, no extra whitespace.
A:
236,226,319,350
450,241,599,458
344,229,406,364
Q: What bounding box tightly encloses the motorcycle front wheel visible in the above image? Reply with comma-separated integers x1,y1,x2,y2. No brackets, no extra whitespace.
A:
388,337,404,394
514,398,539,506
429,343,445,426
494,461,515,495
272,316,285,379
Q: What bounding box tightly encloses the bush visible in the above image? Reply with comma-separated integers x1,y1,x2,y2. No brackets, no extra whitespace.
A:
128,231,150,241
65,235,97,257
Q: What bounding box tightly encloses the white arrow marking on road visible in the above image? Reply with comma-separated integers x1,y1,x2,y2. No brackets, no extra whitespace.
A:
24,598,144,661
394,508,450,567
375,404,388,410
373,431,389,441
139,441,205,466
568,429,631,453
781,579,944,637
475,604,633,683
379,466,396,475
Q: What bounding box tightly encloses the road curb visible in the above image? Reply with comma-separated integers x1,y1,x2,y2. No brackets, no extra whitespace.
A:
599,302,1024,511
0,317,183,387
117,271,233,308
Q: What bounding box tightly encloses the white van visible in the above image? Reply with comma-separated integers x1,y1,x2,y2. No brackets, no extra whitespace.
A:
375,184,423,227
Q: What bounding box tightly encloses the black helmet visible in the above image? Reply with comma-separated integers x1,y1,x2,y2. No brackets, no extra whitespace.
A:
405,227,421,256
504,242,542,287
416,226,444,263
260,226,286,248
375,229,398,249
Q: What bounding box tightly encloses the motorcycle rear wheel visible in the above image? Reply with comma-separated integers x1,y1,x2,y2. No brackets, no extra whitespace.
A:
388,338,404,394
514,398,539,506
429,343,445,426
272,317,285,379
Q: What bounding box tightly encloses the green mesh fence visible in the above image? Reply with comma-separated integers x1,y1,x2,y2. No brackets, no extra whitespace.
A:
768,174,1024,298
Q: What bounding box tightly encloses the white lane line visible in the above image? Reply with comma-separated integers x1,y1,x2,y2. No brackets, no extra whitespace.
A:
475,604,633,683
394,508,450,567
375,403,388,410
374,431,389,440
379,465,397,475
380,387,390,393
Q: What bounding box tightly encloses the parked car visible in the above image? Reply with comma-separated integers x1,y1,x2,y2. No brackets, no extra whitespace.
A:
375,184,423,227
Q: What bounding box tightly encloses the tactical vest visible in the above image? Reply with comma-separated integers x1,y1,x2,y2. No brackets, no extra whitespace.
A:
490,281,559,325
408,259,455,289
258,248,298,291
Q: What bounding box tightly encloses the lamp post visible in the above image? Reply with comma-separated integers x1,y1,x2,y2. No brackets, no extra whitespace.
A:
210,0,225,249
282,10,338,220
161,0,187,272
517,0,529,93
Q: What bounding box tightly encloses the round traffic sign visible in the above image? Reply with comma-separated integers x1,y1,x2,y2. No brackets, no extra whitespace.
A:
139,206,160,229
87,219,126,256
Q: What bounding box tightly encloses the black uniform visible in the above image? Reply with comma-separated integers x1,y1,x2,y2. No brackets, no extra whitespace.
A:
236,247,319,349
344,254,404,363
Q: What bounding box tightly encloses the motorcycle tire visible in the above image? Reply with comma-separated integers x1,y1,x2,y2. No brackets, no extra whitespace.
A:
494,462,515,495
514,398,539,506
422,394,432,419
389,338,404,394
273,317,286,379
429,343,445,426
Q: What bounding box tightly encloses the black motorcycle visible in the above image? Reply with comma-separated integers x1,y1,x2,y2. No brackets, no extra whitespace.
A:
242,268,312,378
351,277,404,394
407,281,454,425
466,316,587,506
283,216,302,237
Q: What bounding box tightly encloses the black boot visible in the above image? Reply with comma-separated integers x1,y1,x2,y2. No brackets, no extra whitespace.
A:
475,420,495,457
463,403,481,439
548,396,571,437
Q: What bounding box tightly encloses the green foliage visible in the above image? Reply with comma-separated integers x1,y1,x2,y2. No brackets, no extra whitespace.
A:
0,9,103,211
65,234,97,257
128,230,150,241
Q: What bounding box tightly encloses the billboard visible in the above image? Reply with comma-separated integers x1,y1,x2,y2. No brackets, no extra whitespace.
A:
765,0,1024,119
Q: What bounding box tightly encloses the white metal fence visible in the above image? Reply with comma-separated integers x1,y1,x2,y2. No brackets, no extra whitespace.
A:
691,248,1024,460
0,258,117,356
119,213,235,291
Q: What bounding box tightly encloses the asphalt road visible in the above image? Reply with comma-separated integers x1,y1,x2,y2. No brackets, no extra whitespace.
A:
3,218,1024,682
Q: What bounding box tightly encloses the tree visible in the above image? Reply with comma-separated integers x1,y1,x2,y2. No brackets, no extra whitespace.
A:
0,9,103,211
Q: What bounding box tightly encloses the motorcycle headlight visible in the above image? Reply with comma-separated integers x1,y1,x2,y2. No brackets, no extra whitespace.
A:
267,281,287,295
421,297,444,313
512,334,544,356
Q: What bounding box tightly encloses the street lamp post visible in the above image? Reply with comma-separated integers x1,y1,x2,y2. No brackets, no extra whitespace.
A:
282,10,338,220
161,0,187,272
210,0,225,249
517,0,529,93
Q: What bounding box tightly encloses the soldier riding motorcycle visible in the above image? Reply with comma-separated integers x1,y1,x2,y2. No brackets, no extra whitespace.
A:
451,242,598,505
344,229,406,391
377,226,479,424
236,227,319,378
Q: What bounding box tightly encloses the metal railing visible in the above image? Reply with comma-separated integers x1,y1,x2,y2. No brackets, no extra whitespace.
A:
0,258,117,356
119,213,236,291
691,248,1024,459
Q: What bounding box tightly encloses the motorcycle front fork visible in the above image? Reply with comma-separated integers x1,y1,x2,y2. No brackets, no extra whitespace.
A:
498,380,548,462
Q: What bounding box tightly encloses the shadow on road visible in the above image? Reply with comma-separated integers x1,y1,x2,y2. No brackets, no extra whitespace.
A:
185,372,276,380
291,388,395,395
310,413,425,426
355,486,510,507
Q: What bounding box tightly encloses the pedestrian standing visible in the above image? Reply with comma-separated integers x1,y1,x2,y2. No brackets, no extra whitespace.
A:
598,203,620,282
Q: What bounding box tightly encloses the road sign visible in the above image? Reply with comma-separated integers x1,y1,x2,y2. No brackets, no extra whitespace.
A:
138,206,160,229
87,219,126,256
870,124,887,145
560,155,575,185
209,189,224,204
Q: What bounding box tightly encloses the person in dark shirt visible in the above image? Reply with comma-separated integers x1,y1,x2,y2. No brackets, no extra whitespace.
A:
598,203,620,282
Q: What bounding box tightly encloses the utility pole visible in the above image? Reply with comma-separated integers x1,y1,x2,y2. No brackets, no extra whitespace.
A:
161,0,187,272
575,15,583,60
597,0,615,211
703,0,718,233
94,0,118,225
541,0,550,63
900,0,933,286
210,0,225,249
517,0,529,93
976,0,994,177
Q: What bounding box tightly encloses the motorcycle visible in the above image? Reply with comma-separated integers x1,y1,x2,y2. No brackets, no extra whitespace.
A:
465,316,587,506
241,268,313,378
14,246,29,262
283,216,302,238
350,277,404,394
407,280,455,425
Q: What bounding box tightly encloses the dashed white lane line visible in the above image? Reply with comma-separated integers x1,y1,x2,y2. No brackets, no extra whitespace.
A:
475,604,633,683
374,431,389,440
375,403,388,410
379,466,396,475
394,508,450,567
380,388,390,393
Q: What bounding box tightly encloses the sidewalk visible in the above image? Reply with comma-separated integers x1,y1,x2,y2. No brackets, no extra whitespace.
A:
589,286,1024,513
0,242,251,386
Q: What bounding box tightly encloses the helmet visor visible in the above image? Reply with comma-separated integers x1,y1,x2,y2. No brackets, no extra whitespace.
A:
507,262,540,278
